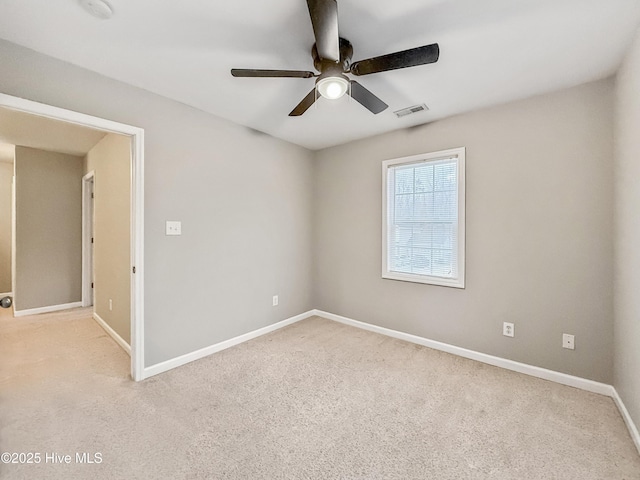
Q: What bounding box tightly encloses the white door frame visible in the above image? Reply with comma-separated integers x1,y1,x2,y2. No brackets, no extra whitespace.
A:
81,171,95,308
0,92,145,381
10,163,15,298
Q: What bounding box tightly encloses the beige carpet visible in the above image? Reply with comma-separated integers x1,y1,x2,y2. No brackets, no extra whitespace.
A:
0,307,639,479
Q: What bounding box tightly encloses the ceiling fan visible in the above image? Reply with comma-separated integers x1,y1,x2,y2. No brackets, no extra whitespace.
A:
230,0,440,117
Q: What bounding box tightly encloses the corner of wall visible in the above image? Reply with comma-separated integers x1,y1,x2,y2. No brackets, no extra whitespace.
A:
613,23,640,437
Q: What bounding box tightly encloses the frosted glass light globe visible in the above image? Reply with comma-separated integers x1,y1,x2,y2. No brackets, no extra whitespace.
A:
317,76,349,100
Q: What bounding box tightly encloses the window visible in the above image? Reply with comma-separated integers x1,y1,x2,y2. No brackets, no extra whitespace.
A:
382,147,465,288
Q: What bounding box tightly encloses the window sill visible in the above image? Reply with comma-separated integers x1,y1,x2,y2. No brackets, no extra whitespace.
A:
382,271,465,289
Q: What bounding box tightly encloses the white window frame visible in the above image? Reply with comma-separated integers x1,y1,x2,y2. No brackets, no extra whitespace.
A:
381,147,466,288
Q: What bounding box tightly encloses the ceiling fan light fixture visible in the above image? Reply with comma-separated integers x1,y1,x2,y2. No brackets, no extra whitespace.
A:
316,75,349,100
230,1,440,116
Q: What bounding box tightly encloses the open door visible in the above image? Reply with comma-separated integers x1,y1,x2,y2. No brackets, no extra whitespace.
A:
82,171,95,308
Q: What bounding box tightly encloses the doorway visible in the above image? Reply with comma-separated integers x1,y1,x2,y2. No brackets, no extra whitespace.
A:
0,92,145,381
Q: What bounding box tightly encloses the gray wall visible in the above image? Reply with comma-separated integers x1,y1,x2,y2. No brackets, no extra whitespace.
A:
85,133,131,344
614,26,640,431
0,159,12,293
15,147,83,310
0,40,314,366
313,79,615,383
0,39,623,387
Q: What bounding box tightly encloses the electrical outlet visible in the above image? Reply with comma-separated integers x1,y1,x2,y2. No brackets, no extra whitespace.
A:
503,322,514,337
272,295,279,307
165,221,182,236
109,299,113,311
563,334,575,350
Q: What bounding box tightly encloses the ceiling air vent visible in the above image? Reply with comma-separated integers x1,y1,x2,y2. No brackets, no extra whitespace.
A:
394,104,429,118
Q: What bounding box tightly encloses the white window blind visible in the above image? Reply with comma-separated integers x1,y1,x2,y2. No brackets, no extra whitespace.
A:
382,148,465,288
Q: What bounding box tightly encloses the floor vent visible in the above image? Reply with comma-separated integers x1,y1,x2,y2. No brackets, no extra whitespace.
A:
394,103,429,118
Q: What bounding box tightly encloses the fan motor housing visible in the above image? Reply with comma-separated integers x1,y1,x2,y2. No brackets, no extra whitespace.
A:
312,37,353,73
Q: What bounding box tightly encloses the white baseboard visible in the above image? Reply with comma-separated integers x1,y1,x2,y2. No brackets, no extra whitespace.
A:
611,388,640,454
137,307,640,455
0,292,12,297
313,309,640,455
313,309,613,396
142,310,316,379
93,312,131,356
13,301,83,317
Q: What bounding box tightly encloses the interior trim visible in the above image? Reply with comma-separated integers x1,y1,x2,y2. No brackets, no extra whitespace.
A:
13,301,83,317
93,312,131,356
316,309,612,395
314,309,638,455
140,307,639,454
142,310,316,379
612,387,640,454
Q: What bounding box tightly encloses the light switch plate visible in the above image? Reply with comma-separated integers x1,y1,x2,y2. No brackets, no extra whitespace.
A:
166,221,181,236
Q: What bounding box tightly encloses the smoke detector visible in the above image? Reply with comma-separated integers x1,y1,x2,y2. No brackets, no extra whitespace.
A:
79,0,114,20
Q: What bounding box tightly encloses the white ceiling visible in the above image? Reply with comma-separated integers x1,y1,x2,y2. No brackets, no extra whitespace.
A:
0,0,639,150
0,107,107,156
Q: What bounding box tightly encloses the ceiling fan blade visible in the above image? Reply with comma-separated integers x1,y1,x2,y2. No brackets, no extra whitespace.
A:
231,69,315,78
306,0,340,62
350,81,388,114
289,89,317,116
350,43,440,76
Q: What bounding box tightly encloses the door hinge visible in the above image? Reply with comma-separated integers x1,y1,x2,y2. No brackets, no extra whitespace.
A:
91,193,94,199
91,237,94,244
132,266,136,274
91,282,94,288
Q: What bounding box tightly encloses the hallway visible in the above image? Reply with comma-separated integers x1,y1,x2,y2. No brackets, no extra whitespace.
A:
0,306,129,391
